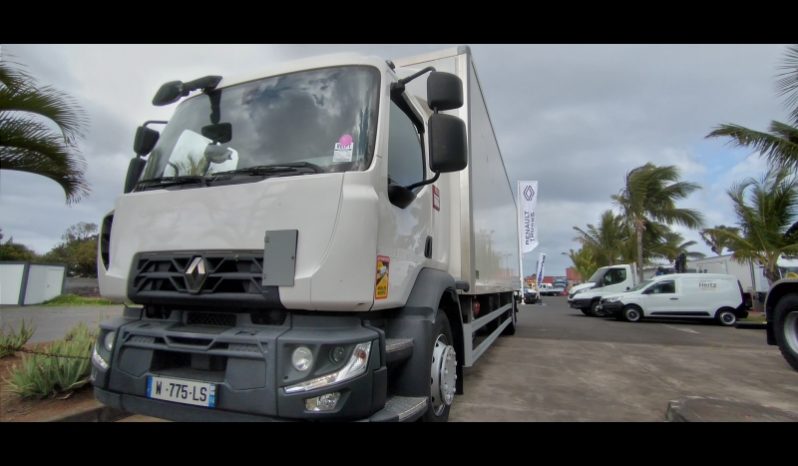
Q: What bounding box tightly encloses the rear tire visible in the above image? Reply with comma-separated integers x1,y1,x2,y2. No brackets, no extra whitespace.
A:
622,305,642,323
715,308,737,327
424,312,456,422
773,293,798,371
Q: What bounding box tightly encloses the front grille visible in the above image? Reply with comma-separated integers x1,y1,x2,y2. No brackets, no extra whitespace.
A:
187,312,237,327
131,252,264,295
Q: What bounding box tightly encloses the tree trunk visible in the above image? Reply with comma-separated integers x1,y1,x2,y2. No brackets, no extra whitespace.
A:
636,222,644,281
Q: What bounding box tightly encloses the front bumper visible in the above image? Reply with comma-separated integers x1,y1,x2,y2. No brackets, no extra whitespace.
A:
92,310,388,421
598,301,624,315
569,298,591,309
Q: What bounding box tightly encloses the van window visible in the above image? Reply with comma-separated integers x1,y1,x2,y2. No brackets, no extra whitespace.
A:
647,280,675,294
603,268,627,286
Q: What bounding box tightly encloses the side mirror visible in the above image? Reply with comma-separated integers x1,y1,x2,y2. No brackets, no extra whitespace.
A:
152,81,186,106
124,157,147,193
134,126,160,156
427,72,463,111
429,113,467,173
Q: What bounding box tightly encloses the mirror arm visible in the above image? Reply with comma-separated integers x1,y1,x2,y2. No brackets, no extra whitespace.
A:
404,171,440,191
390,66,436,97
143,120,168,128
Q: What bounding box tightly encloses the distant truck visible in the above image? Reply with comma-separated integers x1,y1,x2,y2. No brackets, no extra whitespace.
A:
539,281,566,296
567,264,638,316
764,276,798,372
90,46,520,422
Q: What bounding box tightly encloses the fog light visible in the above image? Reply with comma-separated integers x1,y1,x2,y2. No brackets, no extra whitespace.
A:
103,331,116,352
330,346,346,363
305,392,341,412
292,346,313,372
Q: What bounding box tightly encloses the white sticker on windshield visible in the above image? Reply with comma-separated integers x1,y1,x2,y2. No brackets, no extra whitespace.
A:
332,134,354,162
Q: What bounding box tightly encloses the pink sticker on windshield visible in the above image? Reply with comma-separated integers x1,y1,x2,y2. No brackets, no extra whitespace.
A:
333,134,354,162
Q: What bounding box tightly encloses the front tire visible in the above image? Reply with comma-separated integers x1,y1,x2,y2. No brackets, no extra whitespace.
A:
773,293,798,371
715,308,737,327
424,312,456,422
622,305,642,323
590,300,606,317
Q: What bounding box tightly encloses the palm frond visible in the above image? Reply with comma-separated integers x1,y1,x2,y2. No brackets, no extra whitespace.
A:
776,44,798,127
707,123,798,171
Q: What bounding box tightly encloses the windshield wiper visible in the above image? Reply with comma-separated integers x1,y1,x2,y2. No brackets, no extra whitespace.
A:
211,162,324,178
136,176,208,189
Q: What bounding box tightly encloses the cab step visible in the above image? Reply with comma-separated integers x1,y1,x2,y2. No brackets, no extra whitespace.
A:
385,338,414,364
368,396,428,422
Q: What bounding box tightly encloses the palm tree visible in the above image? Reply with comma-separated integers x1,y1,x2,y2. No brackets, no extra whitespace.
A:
612,163,704,280
0,57,89,203
652,230,706,263
563,248,597,284
700,225,740,255
704,167,798,284
572,210,629,266
706,45,798,172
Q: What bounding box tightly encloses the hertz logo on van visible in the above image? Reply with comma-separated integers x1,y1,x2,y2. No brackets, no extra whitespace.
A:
698,280,717,289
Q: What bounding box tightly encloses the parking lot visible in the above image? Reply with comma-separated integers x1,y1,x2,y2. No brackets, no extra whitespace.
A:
449,296,798,421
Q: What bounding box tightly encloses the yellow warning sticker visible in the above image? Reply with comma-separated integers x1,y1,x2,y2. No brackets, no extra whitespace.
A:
375,256,390,299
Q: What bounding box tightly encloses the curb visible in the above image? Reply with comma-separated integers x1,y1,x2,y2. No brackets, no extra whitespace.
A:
41,403,128,422
666,396,798,422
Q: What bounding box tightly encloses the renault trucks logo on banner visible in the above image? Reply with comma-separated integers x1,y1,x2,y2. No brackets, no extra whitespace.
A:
518,181,539,253
523,185,535,201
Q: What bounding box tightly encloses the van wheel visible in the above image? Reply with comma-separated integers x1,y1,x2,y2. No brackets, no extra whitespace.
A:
590,300,606,317
424,311,456,422
773,293,798,371
716,308,737,327
622,305,642,322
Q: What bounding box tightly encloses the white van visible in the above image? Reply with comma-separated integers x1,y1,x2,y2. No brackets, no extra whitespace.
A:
598,273,751,326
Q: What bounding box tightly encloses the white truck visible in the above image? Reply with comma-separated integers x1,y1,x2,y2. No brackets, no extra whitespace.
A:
567,263,639,316
90,46,520,421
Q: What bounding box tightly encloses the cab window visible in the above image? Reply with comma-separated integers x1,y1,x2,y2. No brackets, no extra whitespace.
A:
603,268,627,286
387,102,424,188
647,280,675,294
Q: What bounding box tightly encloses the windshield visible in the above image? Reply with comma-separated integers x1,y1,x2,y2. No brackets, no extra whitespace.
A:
140,66,380,185
630,280,653,292
587,268,607,283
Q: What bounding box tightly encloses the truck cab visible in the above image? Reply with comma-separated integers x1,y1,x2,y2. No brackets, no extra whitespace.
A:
567,264,637,316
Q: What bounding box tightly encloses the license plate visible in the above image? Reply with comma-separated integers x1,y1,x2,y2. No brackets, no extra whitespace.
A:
146,375,217,408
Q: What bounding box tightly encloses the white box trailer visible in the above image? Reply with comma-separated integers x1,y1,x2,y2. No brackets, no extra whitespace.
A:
688,254,769,295
93,46,519,422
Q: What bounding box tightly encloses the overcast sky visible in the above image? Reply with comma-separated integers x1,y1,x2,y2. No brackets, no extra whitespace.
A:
0,44,790,277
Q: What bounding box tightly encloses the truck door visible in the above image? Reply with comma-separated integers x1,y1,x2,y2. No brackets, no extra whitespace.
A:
375,99,434,308
642,279,678,315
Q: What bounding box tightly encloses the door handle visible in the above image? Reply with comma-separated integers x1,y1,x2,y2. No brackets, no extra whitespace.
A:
669,297,679,300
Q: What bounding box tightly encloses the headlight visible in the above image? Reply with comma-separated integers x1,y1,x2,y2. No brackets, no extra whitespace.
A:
292,346,314,372
285,341,372,394
605,297,621,303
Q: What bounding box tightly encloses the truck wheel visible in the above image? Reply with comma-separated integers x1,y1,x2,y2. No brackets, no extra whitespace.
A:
773,293,798,371
622,305,642,323
590,300,606,317
424,312,457,422
715,308,737,327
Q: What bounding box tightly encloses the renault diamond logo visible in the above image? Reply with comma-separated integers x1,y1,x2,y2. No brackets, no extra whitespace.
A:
523,185,535,201
185,256,208,293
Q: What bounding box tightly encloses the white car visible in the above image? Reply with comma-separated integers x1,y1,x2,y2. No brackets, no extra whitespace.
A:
598,273,751,326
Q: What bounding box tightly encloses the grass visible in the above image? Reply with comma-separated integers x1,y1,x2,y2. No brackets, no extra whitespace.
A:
42,294,114,306
5,323,97,399
0,320,35,358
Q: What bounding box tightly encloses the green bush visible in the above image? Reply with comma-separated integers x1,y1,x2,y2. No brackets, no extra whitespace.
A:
0,320,35,358
42,294,113,306
6,323,97,399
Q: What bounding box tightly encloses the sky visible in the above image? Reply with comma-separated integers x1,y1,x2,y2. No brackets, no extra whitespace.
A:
0,44,790,278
